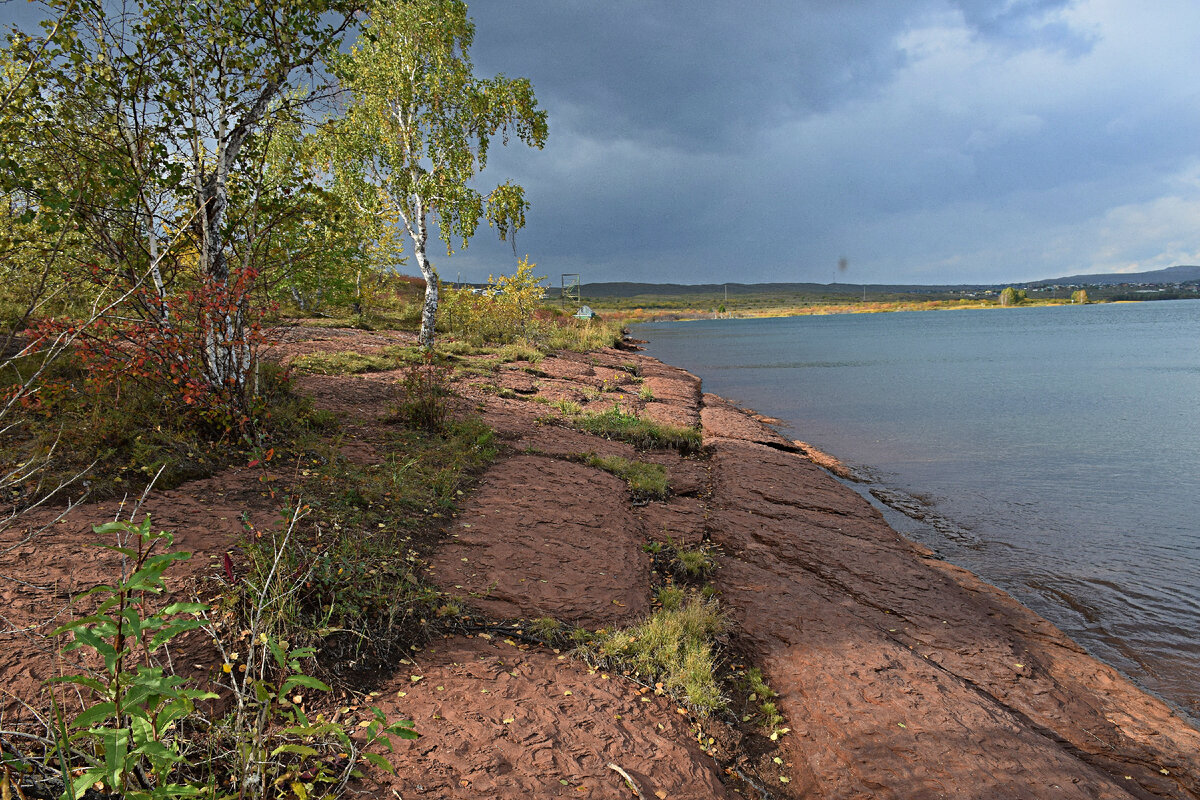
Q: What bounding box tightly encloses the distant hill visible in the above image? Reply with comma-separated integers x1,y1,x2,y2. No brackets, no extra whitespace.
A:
561,266,1200,298
1028,265,1200,287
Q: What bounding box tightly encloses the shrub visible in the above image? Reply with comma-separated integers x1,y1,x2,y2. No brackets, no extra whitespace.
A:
390,353,453,430
440,258,546,344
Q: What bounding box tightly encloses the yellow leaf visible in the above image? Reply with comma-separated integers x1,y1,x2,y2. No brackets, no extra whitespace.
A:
502,717,515,724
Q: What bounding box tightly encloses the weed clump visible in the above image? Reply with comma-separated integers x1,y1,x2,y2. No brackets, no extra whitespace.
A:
390,354,454,431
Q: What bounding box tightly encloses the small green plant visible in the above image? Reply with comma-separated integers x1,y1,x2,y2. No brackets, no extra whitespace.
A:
37,516,420,800
739,667,787,738
590,596,726,716
574,404,702,454
745,667,775,700
580,453,668,500
638,383,654,401
47,518,216,800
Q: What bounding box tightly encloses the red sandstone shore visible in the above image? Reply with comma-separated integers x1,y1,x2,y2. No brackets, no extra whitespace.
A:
2,327,1197,798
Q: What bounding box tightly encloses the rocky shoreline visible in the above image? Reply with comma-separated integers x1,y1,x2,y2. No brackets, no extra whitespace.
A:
415,341,1200,798
2,327,1196,798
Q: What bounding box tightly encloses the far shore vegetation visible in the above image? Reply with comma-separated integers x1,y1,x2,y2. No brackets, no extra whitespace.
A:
562,280,1198,322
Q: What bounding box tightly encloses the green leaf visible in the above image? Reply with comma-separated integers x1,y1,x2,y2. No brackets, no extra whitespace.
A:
385,719,419,740
280,675,330,694
47,674,108,694
361,752,395,774
149,618,205,650
162,601,208,615
71,701,117,730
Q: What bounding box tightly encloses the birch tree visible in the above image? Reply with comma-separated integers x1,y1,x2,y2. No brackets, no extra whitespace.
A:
3,0,366,412
330,0,548,347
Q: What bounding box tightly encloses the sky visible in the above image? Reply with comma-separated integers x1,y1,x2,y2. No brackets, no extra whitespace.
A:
437,0,1200,286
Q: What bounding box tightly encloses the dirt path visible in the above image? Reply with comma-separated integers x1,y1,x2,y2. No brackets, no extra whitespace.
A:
2,327,1197,798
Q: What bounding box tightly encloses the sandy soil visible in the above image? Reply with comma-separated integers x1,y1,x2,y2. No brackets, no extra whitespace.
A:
2,325,1198,798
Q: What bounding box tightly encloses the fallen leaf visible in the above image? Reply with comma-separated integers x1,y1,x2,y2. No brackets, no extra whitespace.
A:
656,792,668,799
502,717,515,724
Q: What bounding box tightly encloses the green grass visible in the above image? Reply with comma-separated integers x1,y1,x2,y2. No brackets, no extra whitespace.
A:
242,415,497,678
580,453,668,500
541,317,626,352
289,350,403,375
574,404,703,454
591,596,726,716
496,342,544,363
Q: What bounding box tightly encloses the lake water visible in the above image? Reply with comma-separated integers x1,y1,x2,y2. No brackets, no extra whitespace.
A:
635,301,1200,723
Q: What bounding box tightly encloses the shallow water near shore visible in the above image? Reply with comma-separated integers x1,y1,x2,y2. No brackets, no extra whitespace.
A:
635,300,1200,723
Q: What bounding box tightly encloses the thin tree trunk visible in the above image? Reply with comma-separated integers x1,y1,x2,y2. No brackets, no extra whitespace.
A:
414,207,437,348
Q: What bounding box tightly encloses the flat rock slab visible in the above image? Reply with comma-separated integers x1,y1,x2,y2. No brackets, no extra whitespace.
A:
432,455,650,628
364,636,736,799
705,438,1200,799
701,393,798,450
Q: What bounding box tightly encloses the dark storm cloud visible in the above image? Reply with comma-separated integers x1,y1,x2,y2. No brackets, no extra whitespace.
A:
468,1,917,152
446,0,1200,286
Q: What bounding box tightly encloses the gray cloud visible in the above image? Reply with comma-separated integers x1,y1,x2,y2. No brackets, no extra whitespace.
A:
450,1,1200,286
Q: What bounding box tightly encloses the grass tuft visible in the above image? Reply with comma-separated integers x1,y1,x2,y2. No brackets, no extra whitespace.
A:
574,404,702,454
590,596,726,716
580,453,668,500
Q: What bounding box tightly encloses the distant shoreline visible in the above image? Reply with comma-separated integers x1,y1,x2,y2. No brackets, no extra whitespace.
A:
604,296,1107,323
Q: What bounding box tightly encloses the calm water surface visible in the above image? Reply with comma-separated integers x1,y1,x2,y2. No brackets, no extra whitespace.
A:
635,301,1200,722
